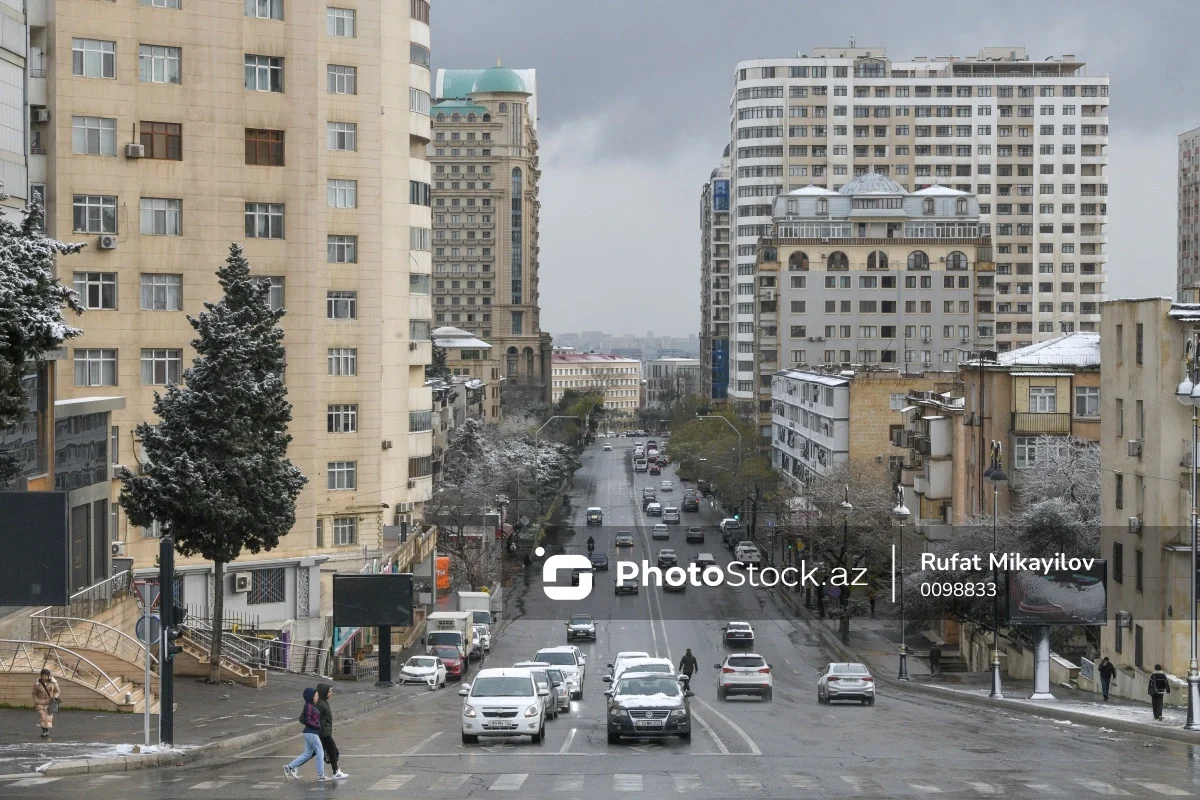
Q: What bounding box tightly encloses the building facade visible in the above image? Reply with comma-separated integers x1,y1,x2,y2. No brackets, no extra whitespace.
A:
431,66,551,403
726,45,1108,417
0,0,26,220
700,148,731,402
43,0,436,577
550,352,641,417
1180,127,1200,295
644,357,701,408
432,325,501,422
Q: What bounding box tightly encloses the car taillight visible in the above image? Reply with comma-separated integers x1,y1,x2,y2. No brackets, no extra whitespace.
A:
826,676,839,681
758,667,771,674
863,676,874,682
721,667,736,674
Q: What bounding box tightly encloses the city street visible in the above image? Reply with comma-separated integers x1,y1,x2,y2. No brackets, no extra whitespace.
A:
4,441,1200,798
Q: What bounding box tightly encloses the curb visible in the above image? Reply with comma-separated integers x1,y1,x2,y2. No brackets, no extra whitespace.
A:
772,584,1200,746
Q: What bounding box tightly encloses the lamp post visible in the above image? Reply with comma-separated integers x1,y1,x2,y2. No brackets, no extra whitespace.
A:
891,487,911,680
984,439,1007,699
839,486,854,642
1175,338,1200,730
695,414,743,469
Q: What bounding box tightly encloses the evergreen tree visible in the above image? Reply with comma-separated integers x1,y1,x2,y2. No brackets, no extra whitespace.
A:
120,244,306,683
426,343,452,383
0,203,84,485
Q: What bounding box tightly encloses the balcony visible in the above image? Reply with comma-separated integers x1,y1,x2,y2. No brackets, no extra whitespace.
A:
1011,411,1071,435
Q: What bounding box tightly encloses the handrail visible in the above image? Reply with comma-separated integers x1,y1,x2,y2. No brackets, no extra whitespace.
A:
221,630,332,677
0,639,126,699
29,616,158,669
184,620,260,665
30,571,134,620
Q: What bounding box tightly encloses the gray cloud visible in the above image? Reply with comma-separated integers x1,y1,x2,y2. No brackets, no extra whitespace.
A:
431,0,1200,336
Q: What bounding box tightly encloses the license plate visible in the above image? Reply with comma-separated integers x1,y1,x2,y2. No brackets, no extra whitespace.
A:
483,723,516,730
634,720,663,728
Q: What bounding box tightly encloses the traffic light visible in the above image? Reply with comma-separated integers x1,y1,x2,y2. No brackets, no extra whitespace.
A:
165,605,186,660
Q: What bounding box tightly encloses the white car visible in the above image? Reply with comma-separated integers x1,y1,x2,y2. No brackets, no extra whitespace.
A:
474,624,491,653
604,656,680,685
818,662,876,706
715,653,773,701
568,645,588,681
534,646,585,700
607,651,652,678
723,621,755,647
660,480,674,492
652,523,670,539
734,544,761,565
398,655,447,690
513,661,561,719
603,443,613,451
460,668,548,744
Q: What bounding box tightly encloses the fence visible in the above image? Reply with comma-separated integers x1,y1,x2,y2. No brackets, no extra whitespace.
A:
185,604,260,635
336,655,378,682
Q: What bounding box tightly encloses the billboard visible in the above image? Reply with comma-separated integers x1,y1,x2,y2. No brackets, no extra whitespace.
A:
713,179,729,211
0,492,70,605
1005,559,1107,625
332,573,415,628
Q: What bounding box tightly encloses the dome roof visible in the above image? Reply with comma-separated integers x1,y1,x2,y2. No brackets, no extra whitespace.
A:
472,66,527,94
839,173,905,195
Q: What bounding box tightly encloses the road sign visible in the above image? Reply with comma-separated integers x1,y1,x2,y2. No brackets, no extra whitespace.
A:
134,581,161,611
135,613,162,644
795,540,806,553
767,521,775,528
827,586,841,599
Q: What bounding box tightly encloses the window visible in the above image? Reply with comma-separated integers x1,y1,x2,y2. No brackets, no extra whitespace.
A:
327,404,357,433
245,203,284,239
245,128,284,166
826,251,849,271
907,250,929,270
72,39,116,78
1135,549,1144,593
327,348,357,375
246,568,285,605
327,179,357,208
1074,386,1099,417
333,516,357,545
140,273,182,311
139,121,182,160
409,455,433,479
326,290,357,319
409,409,432,433
1135,323,1143,365
410,87,430,115
140,198,182,235
1029,386,1056,413
410,42,430,68
326,6,355,36
327,235,357,263
1014,436,1038,469
245,0,283,18
139,45,181,84
74,349,117,386
73,195,117,233
409,180,431,206
73,272,117,309
267,277,284,311
328,461,357,490
410,0,430,22
141,0,180,6
327,64,356,94
511,311,523,334
1112,541,1123,584
245,55,283,92
72,116,116,155
141,348,183,385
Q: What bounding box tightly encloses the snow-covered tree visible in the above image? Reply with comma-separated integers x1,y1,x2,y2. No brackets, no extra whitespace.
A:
119,244,307,683
426,343,452,383
0,203,84,485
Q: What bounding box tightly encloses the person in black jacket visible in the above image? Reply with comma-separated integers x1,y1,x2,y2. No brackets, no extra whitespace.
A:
1148,664,1171,720
678,649,698,677
316,683,349,780
1098,657,1117,701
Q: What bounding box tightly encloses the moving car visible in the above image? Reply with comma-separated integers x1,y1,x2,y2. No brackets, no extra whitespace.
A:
604,656,679,684
652,523,670,540
512,661,562,719
657,549,678,568
534,646,585,700
545,668,572,714
459,668,548,744
615,533,635,548
649,464,662,475
663,507,680,524
660,480,673,492
431,644,466,681
642,487,657,502
615,577,639,595
715,653,773,701
723,621,755,648
586,507,603,525
603,443,613,451
818,662,876,705
635,459,649,472
606,671,693,744
607,651,652,677
697,480,712,496
685,526,705,543
589,552,610,571
647,440,657,450
565,613,597,641
398,655,448,690
693,552,717,569
646,502,663,516
681,494,700,512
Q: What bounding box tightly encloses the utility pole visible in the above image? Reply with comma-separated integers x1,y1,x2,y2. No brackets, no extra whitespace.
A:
158,536,175,746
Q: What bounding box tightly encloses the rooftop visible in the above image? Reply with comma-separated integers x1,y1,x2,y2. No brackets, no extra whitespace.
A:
838,173,905,195
432,326,493,350
995,332,1101,369
552,352,640,364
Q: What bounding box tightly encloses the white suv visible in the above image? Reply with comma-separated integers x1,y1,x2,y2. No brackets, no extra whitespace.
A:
715,653,773,701
460,668,548,744
534,646,584,699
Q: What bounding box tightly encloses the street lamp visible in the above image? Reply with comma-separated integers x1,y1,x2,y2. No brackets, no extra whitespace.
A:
1176,339,1200,731
987,440,1008,699
891,487,911,680
514,416,583,527
695,414,743,469
839,486,854,642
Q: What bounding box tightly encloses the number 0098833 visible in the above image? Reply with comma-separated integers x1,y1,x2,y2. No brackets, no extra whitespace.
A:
919,581,996,598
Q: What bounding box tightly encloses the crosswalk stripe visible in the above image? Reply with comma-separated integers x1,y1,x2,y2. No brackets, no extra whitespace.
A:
488,773,527,791
1076,779,1131,796
841,775,882,792
430,774,471,791
1128,783,1192,796
249,783,284,790
553,775,584,792
783,774,821,790
189,781,230,790
1025,784,1065,795
910,784,943,793
614,773,643,791
369,774,415,791
729,775,762,790
672,775,702,793
9,778,58,787
968,782,1001,795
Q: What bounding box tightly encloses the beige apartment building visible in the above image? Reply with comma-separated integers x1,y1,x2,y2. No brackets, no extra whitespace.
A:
551,352,641,419
40,0,436,621
433,325,502,422
430,66,552,407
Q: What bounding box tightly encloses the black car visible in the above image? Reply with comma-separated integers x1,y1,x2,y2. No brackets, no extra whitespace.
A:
615,578,639,595
681,496,700,512
571,568,593,587
657,549,678,569
685,527,705,543
607,672,692,743
590,552,610,571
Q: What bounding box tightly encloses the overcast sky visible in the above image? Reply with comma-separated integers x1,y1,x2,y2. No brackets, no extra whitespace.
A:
431,0,1200,338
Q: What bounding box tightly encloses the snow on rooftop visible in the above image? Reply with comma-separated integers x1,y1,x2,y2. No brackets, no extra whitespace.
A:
552,352,639,364
995,333,1100,368
785,184,839,196
912,185,970,196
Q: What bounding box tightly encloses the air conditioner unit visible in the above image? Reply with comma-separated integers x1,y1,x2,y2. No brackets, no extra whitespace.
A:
1127,439,1143,458
111,541,125,557
807,336,815,342
98,235,117,250
1128,516,1142,534
762,290,776,301
961,337,971,344
816,336,825,342
922,338,931,344
31,108,49,124
409,342,419,351
125,143,145,159
407,478,417,489
939,256,946,262
233,573,253,593
381,440,393,450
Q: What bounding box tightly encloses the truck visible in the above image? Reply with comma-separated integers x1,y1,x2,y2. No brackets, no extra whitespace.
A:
425,611,474,661
456,591,494,629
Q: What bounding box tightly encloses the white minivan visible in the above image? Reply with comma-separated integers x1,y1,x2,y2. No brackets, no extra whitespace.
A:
460,668,549,744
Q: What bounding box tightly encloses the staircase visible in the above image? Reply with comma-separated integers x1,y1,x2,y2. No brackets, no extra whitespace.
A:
176,629,266,688
0,639,158,713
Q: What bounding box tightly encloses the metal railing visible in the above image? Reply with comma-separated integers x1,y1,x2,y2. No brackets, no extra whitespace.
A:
31,570,133,621
1010,411,1072,435
185,604,260,634
0,639,126,700
28,616,157,671
337,655,378,682
184,619,261,666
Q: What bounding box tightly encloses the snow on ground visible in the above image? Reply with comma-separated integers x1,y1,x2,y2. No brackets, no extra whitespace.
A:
942,686,1186,725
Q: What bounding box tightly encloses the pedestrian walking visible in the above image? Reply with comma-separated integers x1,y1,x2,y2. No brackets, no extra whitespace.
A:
32,668,60,739
868,587,877,618
315,683,349,779
283,688,327,781
1148,664,1171,720
678,649,698,677
928,644,942,676
1098,656,1117,701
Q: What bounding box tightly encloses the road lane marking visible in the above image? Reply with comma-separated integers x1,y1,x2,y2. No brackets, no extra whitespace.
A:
729,774,762,790
402,730,444,755
429,774,471,791
690,710,730,754
369,775,414,791
9,778,58,787
783,774,821,790
614,773,642,791
1024,785,1065,794
558,727,577,753
189,781,231,790
1126,782,1192,796
841,775,882,792
967,782,1000,795
910,784,943,793
488,773,527,791
673,774,702,792
553,775,585,791
693,698,762,755
1074,779,1130,796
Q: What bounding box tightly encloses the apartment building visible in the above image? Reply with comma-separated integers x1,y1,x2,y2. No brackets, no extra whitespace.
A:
0,0,26,220
700,147,731,402
644,357,701,408
432,325,502,422
1180,127,1200,294
43,0,436,596
550,352,641,417
726,44,1109,416
430,65,552,404
1098,298,1195,700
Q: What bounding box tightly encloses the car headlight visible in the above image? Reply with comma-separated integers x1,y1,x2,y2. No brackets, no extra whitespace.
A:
609,706,626,718
525,704,540,717
463,705,477,718
668,708,687,719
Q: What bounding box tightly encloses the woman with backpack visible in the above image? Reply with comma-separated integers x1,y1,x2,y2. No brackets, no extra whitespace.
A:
283,688,326,781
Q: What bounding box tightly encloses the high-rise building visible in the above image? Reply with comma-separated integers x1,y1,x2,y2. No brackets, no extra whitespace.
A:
0,0,27,221
42,0,436,582
724,44,1108,417
1179,127,1200,295
700,147,731,403
431,65,552,406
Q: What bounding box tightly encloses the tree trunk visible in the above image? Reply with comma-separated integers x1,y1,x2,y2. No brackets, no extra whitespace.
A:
208,560,225,684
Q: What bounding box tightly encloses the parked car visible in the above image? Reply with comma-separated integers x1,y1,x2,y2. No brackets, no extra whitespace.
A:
473,623,491,653
652,523,670,540
818,662,876,705
398,655,448,690
722,621,755,648
715,653,773,701
565,613,597,641
663,507,681,524
685,526,705,543
459,668,548,744
734,544,761,565
681,494,700,512
606,672,693,744
615,533,635,548
587,507,603,525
